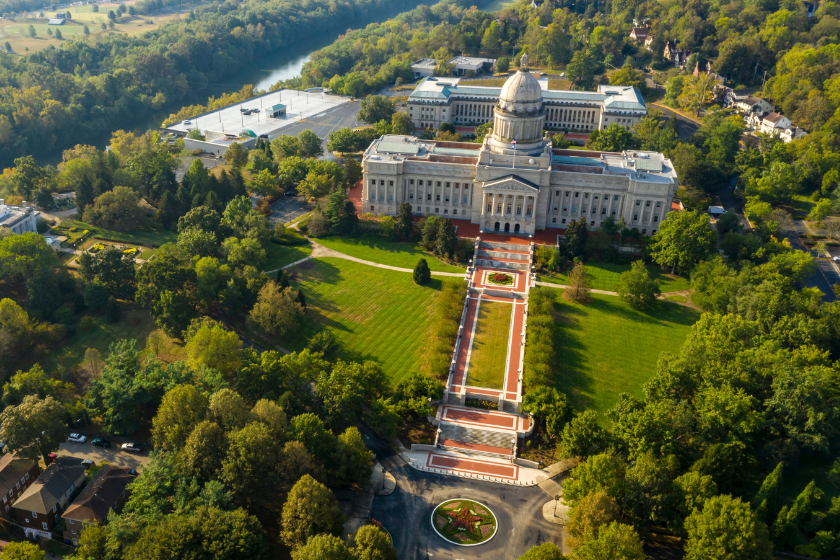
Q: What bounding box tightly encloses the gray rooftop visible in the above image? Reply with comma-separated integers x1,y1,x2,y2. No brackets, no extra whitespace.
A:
13,458,86,515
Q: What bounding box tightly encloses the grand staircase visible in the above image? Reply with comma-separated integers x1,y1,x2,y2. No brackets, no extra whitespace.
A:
438,423,516,458
474,241,532,271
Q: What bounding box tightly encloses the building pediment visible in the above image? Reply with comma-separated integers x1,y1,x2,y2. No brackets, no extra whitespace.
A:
482,175,541,192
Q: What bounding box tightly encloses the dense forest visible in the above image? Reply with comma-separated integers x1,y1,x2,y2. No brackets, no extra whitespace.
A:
0,0,406,168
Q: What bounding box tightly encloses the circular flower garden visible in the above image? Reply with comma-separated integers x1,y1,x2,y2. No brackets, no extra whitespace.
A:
487,272,514,286
431,499,497,546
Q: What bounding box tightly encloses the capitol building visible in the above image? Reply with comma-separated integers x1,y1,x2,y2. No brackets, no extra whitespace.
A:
361,56,679,236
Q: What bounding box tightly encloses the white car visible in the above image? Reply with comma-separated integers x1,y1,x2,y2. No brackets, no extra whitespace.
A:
560,72,566,77
833,256,840,262
68,433,86,443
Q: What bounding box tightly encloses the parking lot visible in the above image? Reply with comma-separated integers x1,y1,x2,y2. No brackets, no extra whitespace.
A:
59,440,152,471
273,100,364,161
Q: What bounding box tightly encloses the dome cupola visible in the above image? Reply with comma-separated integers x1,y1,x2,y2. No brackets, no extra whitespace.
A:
486,54,547,155
497,54,543,114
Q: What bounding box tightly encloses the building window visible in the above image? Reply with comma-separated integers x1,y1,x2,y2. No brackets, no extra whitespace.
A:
486,203,492,212
464,185,469,190
444,209,448,214
436,182,441,187
370,206,374,211
445,195,450,202
634,214,638,220
614,195,619,200
526,205,533,216
516,204,522,215
552,217,556,223
436,194,440,201
574,192,579,198
380,180,385,186
427,194,432,200
409,179,414,185
591,221,595,226
369,180,375,187
446,182,451,188
565,192,569,197
418,180,423,186
32,512,37,518
653,215,659,222
435,208,439,213
645,201,651,207
389,181,393,187
635,201,641,206
506,204,512,213
453,209,458,215
42,522,48,531
602,208,607,214
656,201,662,207
561,219,566,224
409,193,414,199
464,196,468,204
496,204,502,213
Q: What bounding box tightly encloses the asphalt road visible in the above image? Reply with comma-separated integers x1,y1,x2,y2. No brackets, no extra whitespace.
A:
650,104,700,141
355,423,563,559
59,441,152,470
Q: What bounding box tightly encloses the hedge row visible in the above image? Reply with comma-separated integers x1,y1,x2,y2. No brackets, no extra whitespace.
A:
422,282,468,379
523,287,557,388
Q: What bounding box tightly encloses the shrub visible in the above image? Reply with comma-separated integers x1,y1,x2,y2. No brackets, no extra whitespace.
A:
413,259,431,285
421,282,467,378
80,316,97,331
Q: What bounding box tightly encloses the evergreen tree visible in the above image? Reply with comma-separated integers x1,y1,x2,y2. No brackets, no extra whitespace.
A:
296,288,306,309
751,462,783,524
434,219,457,258
276,269,290,289
413,259,431,285
564,218,588,257
396,202,413,240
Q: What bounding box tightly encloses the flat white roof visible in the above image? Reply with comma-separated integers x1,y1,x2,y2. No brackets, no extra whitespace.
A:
164,89,350,141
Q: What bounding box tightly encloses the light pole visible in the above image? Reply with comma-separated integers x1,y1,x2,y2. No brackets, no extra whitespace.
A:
554,495,560,517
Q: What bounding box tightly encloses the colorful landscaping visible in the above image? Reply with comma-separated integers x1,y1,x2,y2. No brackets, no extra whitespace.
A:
487,272,513,285
431,499,497,545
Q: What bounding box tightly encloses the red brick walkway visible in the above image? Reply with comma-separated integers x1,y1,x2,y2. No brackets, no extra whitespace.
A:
426,453,519,480
442,406,518,430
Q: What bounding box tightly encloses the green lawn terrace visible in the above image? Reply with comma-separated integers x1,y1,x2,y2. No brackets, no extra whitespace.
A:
539,260,690,293
464,300,512,390
315,236,465,273
286,257,461,386
552,291,700,418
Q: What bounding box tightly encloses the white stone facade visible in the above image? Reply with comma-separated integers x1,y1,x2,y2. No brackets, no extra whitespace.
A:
363,58,677,236
0,200,39,235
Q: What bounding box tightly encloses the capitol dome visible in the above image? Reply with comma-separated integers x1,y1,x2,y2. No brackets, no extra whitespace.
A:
487,53,547,155
498,54,543,113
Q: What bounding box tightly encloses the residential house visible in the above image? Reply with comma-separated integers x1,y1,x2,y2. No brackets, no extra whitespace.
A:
629,26,649,42
62,466,137,546
644,35,655,49
12,457,87,539
803,1,816,16
734,95,774,115
664,40,690,66
0,454,40,517
745,112,808,143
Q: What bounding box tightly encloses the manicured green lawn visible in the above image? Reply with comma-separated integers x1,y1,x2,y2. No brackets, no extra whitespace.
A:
261,242,312,271
552,292,700,418
539,261,690,293
465,301,512,390
44,307,185,377
61,220,177,247
315,236,466,273
285,258,459,386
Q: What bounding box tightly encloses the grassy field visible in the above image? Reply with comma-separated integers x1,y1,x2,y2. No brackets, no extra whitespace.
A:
482,0,517,11
262,242,312,271
553,292,700,418
43,307,185,381
60,219,177,247
539,261,690,293
315,236,466,273
285,258,459,386
547,79,573,90
0,2,188,53
465,300,512,390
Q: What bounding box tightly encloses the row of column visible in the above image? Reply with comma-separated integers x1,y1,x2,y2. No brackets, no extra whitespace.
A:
547,188,623,221
454,102,492,119
545,106,597,126
482,192,535,220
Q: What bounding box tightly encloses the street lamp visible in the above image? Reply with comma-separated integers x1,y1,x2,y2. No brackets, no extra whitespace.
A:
554,495,561,517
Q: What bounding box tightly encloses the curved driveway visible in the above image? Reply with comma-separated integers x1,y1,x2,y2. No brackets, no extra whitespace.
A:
358,423,563,559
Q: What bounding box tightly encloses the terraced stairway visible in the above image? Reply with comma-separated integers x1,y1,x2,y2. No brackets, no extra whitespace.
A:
439,423,516,457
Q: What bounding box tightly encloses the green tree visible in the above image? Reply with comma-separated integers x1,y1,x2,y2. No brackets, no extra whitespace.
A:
82,186,148,231
521,386,570,440
563,453,625,506
287,413,335,463
669,471,718,535
185,322,242,377
573,522,645,560
564,218,588,257
77,245,136,297
358,95,395,124
280,474,345,549
182,421,227,479
617,261,660,310
84,280,111,312
25,270,62,321
331,427,374,484
70,524,108,560
151,385,209,452
587,123,639,152
83,24,90,35
772,481,824,550
391,112,414,136
249,282,304,338
292,534,354,560
413,258,431,285
558,409,605,458
153,290,195,338
224,143,248,169
566,50,596,89
0,233,58,285
326,128,356,154
434,218,457,258
209,389,251,431
566,262,591,303
1,542,46,560
518,543,566,559
123,507,269,560
684,495,772,560
649,210,717,274
353,525,397,560
298,130,324,158
396,202,413,240
566,490,620,549
220,421,282,505
1,365,72,407
0,395,68,463
608,60,647,93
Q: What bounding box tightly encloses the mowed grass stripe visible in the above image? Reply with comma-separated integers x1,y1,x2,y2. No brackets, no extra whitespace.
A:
316,236,466,273
553,292,699,419
465,301,512,390
539,261,690,293
287,258,458,385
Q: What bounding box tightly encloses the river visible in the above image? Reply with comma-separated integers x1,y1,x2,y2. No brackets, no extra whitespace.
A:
66,0,423,161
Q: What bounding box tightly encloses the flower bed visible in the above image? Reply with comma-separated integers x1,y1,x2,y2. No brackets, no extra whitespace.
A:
431,499,497,546
89,244,106,253
487,272,513,285
465,398,499,410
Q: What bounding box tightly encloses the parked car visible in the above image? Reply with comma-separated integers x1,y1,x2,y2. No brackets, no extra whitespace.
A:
121,443,143,454
560,72,565,77
81,459,94,467
242,110,252,115
252,108,260,113
67,433,86,443
183,120,192,125
90,438,111,448
834,256,840,262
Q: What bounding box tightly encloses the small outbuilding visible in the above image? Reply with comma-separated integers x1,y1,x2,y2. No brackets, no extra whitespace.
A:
268,103,286,118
